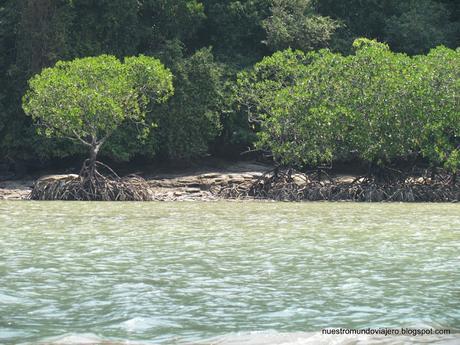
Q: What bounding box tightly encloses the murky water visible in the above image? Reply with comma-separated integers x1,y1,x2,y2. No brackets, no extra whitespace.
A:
0,202,459,344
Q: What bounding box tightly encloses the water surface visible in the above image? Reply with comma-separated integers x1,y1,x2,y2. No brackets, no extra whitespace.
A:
0,202,459,344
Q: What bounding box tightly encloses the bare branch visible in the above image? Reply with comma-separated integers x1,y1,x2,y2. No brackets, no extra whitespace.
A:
71,130,92,147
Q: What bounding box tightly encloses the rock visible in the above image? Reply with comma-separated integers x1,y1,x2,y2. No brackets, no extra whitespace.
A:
200,173,221,179
177,178,195,184
213,178,229,185
405,177,431,185
228,177,246,184
0,189,30,200
241,173,260,180
186,183,202,188
292,174,307,186
38,174,79,182
185,188,201,193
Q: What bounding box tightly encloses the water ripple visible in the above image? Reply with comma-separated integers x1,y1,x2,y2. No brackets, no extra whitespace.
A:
0,201,458,344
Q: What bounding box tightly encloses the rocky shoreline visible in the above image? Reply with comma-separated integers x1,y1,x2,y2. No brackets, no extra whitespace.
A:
0,162,270,201
147,172,265,201
1,162,458,202
0,179,34,200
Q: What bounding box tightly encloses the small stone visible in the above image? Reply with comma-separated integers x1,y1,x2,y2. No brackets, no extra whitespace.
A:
241,174,256,179
201,173,221,178
38,174,79,182
292,175,307,185
228,178,246,184
185,188,201,193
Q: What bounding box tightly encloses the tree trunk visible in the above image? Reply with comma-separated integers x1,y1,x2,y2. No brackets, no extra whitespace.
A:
88,144,100,178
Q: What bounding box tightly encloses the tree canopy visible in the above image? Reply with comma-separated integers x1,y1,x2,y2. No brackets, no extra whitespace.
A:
237,39,459,172
262,0,341,52
22,55,173,167
0,0,459,174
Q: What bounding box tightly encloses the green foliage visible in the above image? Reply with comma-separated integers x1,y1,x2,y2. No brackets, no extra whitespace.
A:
138,0,206,54
201,0,271,65
22,55,173,162
224,50,314,159
236,49,312,125
316,0,459,55
262,0,341,52
0,0,18,135
1,0,459,168
0,1,18,75
341,39,421,165
414,46,460,172
71,0,140,57
0,0,77,163
238,48,349,167
15,0,74,77
237,39,459,171
316,0,399,52
154,48,224,160
384,0,458,55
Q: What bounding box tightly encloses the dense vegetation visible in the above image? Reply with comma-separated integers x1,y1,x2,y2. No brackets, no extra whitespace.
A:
237,40,459,173
22,55,173,173
1,0,459,175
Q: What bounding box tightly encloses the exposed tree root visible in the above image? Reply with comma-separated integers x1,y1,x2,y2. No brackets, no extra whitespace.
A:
216,168,460,202
30,161,152,201
29,164,460,202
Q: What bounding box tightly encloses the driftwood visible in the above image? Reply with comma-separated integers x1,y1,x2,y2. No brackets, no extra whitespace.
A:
215,168,460,202
30,161,152,201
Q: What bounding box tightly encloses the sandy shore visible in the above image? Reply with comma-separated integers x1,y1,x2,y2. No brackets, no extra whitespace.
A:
0,180,34,200
0,161,272,201
2,161,457,202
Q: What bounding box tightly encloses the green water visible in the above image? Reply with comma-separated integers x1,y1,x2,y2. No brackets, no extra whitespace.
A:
0,202,459,344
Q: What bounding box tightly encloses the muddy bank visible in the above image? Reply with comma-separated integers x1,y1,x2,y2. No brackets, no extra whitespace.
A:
1,162,459,202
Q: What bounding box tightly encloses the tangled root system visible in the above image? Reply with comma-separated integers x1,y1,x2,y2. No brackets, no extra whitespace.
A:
216,168,460,202
30,161,152,201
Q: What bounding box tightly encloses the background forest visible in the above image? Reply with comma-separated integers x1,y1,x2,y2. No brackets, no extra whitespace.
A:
0,0,459,174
